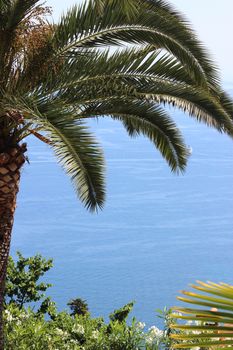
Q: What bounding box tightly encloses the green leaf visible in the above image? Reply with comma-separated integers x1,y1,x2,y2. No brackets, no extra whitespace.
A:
83,100,188,172
171,281,233,348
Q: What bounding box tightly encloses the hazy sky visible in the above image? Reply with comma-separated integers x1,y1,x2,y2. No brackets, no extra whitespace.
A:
46,0,233,84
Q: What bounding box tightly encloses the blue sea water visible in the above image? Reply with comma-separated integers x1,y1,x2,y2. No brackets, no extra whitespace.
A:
11,91,233,326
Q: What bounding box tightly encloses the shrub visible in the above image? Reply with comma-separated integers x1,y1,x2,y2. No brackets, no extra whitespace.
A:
4,253,171,350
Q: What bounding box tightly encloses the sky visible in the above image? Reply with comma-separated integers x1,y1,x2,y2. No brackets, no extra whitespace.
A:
46,0,233,84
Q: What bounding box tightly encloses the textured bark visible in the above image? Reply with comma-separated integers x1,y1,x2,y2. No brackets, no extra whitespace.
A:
0,144,26,349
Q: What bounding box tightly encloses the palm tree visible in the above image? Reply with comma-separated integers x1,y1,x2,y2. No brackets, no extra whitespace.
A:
170,281,233,349
0,0,233,347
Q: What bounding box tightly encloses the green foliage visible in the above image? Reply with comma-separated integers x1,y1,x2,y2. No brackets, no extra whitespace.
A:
6,254,232,347
4,303,171,350
8,253,232,349
3,252,173,349
109,301,134,323
5,251,53,310
68,298,89,317
37,297,58,319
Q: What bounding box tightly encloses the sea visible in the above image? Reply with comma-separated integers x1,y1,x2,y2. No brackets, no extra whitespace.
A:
11,87,233,327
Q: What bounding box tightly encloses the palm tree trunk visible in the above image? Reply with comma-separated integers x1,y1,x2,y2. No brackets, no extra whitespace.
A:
0,144,26,350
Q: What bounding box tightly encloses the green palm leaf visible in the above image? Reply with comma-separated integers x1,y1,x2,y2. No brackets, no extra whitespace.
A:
48,47,194,89
36,46,232,139
44,118,105,211
3,95,105,210
170,281,233,349
5,0,40,29
82,100,188,172
52,73,233,136
137,0,220,89
53,0,219,90
1,0,233,213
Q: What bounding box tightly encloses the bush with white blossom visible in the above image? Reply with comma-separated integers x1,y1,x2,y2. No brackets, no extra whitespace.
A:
4,252,205,350
4,303,173,350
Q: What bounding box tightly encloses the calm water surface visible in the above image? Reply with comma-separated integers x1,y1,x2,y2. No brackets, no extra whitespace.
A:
11,95,233,326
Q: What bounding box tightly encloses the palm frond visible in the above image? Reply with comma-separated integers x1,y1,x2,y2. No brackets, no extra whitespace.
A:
3,95,105,211
170,281,233,349
52,0,216,89
44,70,233,137
57,25,209,89
5,0,40,29
42,117,105,211
34,42,233,139
83,100,188,172
47,47,195,90
138,0,220,90
219,90,233,119
131,79,233,135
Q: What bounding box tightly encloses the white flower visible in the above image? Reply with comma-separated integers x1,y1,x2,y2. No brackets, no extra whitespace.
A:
136,322,146,330
148,326,164,338
18,311,29,320
145,326,164,345
72,324,85,334
55,328,64,336
145,335,154,345
110,334,120,341
63,331,69,338
55,327,69,338
4,310,13,322
91,330,99,339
